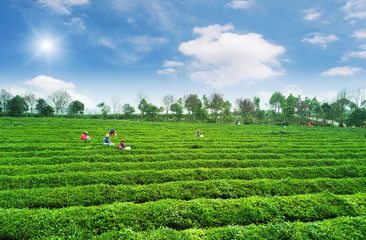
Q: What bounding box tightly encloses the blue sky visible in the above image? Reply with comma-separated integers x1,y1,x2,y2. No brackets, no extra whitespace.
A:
1,0,366,111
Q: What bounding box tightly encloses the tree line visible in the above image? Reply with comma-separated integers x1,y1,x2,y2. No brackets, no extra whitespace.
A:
1,88,366,127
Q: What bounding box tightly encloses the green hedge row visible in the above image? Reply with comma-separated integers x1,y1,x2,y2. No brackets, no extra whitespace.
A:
1,150,365,166
82,216,366,240
0,165,364,190
0,177,365,209
0,193,364,238
1,158,365,176
1,145,365,159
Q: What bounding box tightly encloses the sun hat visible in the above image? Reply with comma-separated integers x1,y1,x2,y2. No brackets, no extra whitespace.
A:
121,139,125,142
111,128,114,131
84,131,88,134
106,134,110,137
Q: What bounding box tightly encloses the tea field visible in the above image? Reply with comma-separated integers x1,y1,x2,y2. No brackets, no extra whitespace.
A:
0,117,366,239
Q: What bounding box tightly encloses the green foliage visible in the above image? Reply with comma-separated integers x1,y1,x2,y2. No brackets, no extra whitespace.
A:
68,100,85,115
1,118,366,238
36,98,54,117
122,103,135,118
346,108,366,127
7,95,27,117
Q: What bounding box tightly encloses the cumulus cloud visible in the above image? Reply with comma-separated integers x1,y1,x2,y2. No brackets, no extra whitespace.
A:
320,66,363,77
175,23,285,88
343,0,366,19
226,0,255,9
23,75,93,108
37,0,90,15
303,8,322,21
302,33,338,49
25,75,76,93
351,29,366,39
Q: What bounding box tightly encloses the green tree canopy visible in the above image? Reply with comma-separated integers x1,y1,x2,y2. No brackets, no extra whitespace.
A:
36,98,54,117
68,100,85,115
8,95,27,117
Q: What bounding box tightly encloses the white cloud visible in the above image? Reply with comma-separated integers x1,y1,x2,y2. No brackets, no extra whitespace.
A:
342,50,366,61
25,75,76,93
302,33,338,49
351,29,366,39
226,0,255,9
64,17,86,32
163,60,185,68
157,68,178,78
177,23,285,88
23,75,93,108
37,0,90,15
343,0,366,19
303,8,322,21
320,66,363,77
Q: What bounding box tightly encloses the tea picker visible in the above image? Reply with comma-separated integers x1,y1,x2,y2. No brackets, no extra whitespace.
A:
103,134,115,145
80,131,91,140
118,139,131,150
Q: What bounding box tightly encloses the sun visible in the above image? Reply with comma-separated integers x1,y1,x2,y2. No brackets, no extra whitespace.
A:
40,40,53,52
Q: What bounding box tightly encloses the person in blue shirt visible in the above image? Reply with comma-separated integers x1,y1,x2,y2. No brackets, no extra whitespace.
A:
103,134,114,145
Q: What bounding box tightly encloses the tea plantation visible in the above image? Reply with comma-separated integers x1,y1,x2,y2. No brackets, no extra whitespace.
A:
0,117,366,239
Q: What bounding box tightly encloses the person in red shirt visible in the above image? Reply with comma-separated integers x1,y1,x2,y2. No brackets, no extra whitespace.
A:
109,128,117,136
118,139,125,149
81,131,91,140
307,122,313,127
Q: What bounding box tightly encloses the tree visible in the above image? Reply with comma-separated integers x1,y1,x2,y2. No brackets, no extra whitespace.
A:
0,89,12,113
222,100,232,122
236,98,256,124
48,90,72,116
122,104,135,119
305,96,319,119
68,100,85,115
345,108,366,127
145,103,159,120
281,94,300,124
111,95,120,119
253,96,260,111
162,94,175,116
333,97,350,122
351,87,365,108
184,94,201,120
321,102,331,122
23,91,37,116
36,98,54,117
269,92,285,114
8,95,27,117
294,101,309,124
208,93,224,123
97,102,111,118
138,98,148,119
362,99,366,108
170,102,183,121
